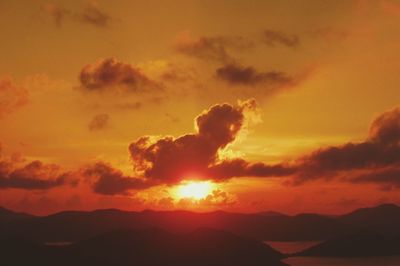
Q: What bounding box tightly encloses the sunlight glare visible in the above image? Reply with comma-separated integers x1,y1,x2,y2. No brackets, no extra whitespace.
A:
176,181,215,200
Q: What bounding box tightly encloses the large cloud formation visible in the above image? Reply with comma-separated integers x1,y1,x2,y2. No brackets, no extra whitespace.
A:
0,77,29,118
79,58,159,93
292,106,400,187
128,99,292,185
83,99,294,195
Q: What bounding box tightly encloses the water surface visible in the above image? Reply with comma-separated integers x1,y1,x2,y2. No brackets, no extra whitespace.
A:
266,241,321,254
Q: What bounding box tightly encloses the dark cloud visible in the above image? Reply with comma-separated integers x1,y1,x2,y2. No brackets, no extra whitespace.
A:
369,107,400,145
89,113,109,131
79,1,111,27
79,58,159,93
207,159,295,180
350,167,400,190
173,32,253,63
128,99,293,186
215,64,295,88
0,160,72,190
263,30,300,48
43,1,111,28
83,162,154,195
291,106,400,186
0,77,29,118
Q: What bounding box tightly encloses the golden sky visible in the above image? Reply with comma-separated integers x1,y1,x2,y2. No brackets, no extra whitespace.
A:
1,0,400,215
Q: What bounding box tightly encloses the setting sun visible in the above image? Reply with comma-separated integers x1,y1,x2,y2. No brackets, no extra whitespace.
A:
176,181,215,200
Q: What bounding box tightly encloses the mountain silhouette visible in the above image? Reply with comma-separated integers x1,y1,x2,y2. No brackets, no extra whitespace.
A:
339,203,400,236
295,232,400,257
3,204,399,243
0,207,33,223
0,208,355,242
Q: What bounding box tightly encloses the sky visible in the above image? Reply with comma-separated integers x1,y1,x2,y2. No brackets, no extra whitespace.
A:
1,0,400,215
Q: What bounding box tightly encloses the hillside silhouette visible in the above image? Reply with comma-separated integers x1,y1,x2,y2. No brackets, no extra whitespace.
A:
296,233,400,257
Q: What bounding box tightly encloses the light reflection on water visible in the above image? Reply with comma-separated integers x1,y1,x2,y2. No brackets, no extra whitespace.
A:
265,241,321,254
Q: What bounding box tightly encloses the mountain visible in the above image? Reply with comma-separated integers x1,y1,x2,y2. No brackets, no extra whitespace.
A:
0,208,354,242
256,211,289,217
0,207,33,223
339,204,400,236
296,233,400,257
0,228,288,266
1,203,400,243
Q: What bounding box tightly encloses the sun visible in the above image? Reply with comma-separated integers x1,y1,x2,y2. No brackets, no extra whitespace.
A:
175,181,215,200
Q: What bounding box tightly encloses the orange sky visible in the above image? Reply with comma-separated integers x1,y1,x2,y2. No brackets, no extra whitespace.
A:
1,0,400,215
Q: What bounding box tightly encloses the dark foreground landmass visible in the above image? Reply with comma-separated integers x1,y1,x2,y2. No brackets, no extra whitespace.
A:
1,203,400,265
1,228,287,266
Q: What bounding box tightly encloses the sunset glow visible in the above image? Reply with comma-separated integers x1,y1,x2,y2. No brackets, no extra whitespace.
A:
0,0,400,217
175,181,216,200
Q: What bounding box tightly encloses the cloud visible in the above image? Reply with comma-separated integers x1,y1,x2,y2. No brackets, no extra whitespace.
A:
0,77,29,118
0,160,72,190
291,106,400,186
207,159,295,180
128,99,293,186
215,64,295,87
79,1,111,27
263,30,300,48
173,32,253,63
350,167,400,190
369,107,400,145
83,162,154,195
43,1,111,28
43,3,70,27
79,58,160,93
89,113,109,131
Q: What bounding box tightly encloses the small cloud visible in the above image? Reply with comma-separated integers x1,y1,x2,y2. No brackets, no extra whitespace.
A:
215,64,294,87
173,32,253,63
79,1,112,27
88,113,110,131
43,1,112,28
263,30,300,48
42,3,70,27
0,77,29,118
79,58,161,94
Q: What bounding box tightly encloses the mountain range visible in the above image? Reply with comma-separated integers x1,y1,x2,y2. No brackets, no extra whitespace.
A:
2,203,400,265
